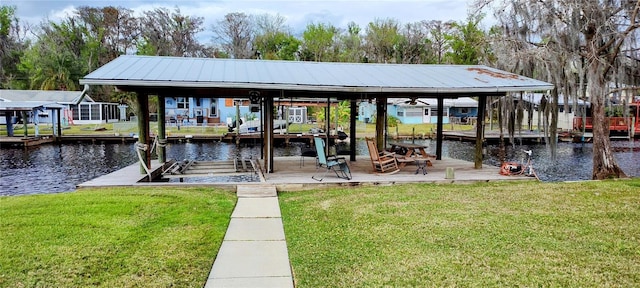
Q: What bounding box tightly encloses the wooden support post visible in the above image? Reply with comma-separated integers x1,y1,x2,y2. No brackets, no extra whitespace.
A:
325,97,330,156
264,95,274,173
157,94,167,163
56,109,62,139
375,95,387,151
475,96,487,169
21,111,28,137
350,98,357,162
235,101,241,145
136,93,151,175
436,97,444,160
5,113,13,137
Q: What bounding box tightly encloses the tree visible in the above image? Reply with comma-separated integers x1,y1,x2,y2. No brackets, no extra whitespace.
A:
211,12,255,59
336,21,364,62
301,22,338,62
479,0,640,179
76,6,139,66
396,21,430,64
444,13,489,65
140,7,206,57
364,18,401,63
253,13,300,60
427,20,455,64
1,5,29,89
19,19,88,91
314,100,351,128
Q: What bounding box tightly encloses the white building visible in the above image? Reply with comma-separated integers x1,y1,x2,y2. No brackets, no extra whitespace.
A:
0,90,120,125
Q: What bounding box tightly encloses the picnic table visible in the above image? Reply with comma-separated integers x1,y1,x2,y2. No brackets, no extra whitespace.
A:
388,142,434,169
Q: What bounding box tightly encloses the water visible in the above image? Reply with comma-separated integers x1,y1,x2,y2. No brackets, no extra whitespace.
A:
1,139,639,196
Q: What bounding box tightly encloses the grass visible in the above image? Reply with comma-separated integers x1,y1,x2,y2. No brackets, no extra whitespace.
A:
2,180,639,286
280,179,640,287
0,187,236,287
0,121,475,137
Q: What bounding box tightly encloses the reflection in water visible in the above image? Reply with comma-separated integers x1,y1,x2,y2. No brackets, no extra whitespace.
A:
435,139,640,182
1,143,137,196
1,139,638,196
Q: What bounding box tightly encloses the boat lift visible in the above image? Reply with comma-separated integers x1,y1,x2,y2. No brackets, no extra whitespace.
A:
161,158,262,182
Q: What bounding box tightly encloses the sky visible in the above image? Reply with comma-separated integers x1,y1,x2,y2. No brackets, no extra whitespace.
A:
5,0,475,43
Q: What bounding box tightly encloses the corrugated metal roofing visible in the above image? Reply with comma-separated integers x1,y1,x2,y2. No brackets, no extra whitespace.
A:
0,90,93,103
0,101,65,111
80,55,554,94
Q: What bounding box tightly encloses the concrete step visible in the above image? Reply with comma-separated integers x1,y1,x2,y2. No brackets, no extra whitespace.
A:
237,184,277,198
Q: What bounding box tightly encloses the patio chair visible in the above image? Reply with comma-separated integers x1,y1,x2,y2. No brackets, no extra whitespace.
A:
299,145,318,167
312,137,351,181
365,137,400,175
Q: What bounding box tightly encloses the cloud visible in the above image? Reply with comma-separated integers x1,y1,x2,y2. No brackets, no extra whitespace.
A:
7,0,472,43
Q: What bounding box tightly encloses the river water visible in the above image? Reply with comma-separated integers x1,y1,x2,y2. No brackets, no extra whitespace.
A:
1,139,639,196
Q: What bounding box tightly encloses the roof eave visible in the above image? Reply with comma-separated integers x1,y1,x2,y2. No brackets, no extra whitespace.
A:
79,79,554,94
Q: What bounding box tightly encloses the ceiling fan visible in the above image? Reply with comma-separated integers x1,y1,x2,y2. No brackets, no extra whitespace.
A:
404,97,419,105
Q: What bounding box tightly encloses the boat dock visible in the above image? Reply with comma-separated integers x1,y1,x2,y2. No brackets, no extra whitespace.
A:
0,133,339,147
443,130,549,144
0,136,56,148
78,156,537,191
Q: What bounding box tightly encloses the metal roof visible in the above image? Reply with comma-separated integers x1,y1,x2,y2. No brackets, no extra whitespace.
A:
0,89,94,103
80,55,554,95
0,101,65,111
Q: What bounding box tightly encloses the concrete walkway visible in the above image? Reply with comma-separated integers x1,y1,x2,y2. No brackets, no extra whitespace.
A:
205,185,294,288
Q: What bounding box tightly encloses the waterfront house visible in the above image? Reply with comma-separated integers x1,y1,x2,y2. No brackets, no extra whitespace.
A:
0,89,120,125
358,97,478,125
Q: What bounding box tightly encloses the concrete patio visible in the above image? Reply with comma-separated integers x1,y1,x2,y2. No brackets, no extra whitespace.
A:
77,156,535,190
77,156,535,191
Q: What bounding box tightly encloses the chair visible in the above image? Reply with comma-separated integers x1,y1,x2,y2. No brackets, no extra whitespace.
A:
365,137,400,175
299,145,318,167
312,137,351,181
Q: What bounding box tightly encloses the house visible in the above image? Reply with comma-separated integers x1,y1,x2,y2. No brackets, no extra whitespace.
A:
164,96,269,126
0,89,120,125
358,97,478,125
163,96,311,126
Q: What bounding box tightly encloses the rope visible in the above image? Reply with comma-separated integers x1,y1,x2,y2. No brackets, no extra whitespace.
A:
151,135,167,159
157,138,168,147
136,135,168,180
135,142,151,179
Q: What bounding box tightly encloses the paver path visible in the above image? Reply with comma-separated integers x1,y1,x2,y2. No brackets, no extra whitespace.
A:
204,185,294,288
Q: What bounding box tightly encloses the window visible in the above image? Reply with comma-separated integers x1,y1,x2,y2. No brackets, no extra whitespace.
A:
406,108,422,117
209,98,218,117
91,104,100,120
177,97,189,109
71,105,80,120
460,108,468,114
397,111,404,117
80,104,90,120
431,108,449,117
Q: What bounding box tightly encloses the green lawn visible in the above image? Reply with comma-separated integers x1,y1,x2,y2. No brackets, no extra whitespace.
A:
280,179,640,287
0,121,475,137
4,180,638,287
0,187,236,287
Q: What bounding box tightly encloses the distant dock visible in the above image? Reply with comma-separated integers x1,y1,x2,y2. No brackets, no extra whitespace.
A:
443,130,549,144
0,136,56,148
1,133,339,148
